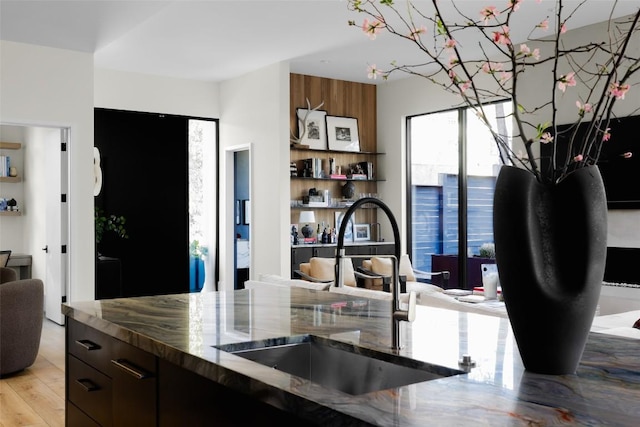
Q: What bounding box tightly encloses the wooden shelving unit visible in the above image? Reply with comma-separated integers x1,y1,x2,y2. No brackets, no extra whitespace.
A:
289,74,381,230
0,141,23,215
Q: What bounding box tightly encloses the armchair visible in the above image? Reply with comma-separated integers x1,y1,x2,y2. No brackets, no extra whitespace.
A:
359,254,450,292
0,267,17,284
295,257,380,288
0,278,44,376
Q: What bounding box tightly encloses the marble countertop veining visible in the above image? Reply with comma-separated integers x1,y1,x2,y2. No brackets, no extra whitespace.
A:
62,286,640,426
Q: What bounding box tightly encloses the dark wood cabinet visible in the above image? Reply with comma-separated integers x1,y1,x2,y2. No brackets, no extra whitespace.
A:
158,359,310,426
66,318,157,426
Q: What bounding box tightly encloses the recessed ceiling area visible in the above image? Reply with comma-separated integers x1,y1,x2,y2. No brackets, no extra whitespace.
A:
1,1,637,84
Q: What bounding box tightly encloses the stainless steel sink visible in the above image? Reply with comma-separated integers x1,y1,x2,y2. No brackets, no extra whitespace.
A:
215,335,464,395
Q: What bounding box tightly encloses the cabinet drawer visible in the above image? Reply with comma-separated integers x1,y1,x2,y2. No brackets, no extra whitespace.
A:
68,318,114,374
68,355,113,427
67,401,101,427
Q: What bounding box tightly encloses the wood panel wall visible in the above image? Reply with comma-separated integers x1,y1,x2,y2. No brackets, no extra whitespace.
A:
290,74,377,152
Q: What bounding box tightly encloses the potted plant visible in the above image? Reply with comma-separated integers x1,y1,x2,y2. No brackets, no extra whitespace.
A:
478,243,496,259
95,207,128,256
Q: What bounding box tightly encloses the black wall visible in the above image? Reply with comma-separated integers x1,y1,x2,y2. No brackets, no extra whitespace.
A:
95,109,190,297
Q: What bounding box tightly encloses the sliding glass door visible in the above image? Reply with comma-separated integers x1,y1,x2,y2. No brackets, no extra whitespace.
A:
408,101,512,289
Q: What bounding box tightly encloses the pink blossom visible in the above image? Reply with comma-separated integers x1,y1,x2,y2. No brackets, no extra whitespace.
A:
573,154,583,162
608,82,630,100
540,132,554,144
481,6,500,23
367,64,381,79
560,23,567,34
362,18,384,40
448,55,459,67
508,0,522,12
409,25,427,40
622,152,633,159
576,101,592,114
519,44,540,60
492,26,511,45
602,128,611,142
460,81,472,92
538,19,549,31
445,38,457,49
481,61,503,74
499,71,512,82
557,72,576,92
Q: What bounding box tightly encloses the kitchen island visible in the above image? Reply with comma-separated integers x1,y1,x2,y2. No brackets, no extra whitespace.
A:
62,286,640,426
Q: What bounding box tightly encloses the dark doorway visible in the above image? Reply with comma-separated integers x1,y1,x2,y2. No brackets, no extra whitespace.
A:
95,108,212,298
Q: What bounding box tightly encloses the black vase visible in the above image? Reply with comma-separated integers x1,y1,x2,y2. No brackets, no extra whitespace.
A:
493,165,607,374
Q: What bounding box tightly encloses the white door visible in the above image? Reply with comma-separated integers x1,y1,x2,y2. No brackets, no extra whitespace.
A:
44,128,68,325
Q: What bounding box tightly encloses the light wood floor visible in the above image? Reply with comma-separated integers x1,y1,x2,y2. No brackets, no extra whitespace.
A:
0,319,66,427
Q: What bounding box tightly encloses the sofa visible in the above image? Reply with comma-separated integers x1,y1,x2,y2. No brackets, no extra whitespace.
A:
245,274,640,339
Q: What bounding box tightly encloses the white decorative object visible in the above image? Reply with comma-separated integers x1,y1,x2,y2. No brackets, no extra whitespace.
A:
93,146,103,197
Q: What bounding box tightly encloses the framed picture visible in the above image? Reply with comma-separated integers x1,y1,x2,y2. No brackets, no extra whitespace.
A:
334,212,354,242
296,108,327,150
354,224,371,241
326,116,360,152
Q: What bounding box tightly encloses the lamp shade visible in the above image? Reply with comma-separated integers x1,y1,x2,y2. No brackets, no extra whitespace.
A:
299,211,316,224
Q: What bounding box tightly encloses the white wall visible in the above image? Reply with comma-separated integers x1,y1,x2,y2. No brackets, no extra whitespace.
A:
376,18,640,251
94,68,220,117
218,62,291,288
0,40,95,302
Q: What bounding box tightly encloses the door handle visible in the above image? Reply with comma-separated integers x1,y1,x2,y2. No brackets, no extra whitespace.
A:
42,245,48,253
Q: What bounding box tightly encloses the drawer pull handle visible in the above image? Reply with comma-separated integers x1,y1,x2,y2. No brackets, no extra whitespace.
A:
111,359,151,380
75,378,99,392
75,339,101,351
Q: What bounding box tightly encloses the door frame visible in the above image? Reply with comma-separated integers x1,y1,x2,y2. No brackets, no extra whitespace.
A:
0,120,71,324
222,143,252,292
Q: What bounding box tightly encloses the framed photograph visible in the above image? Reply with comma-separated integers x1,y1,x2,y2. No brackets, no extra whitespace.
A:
334,212,354,242
296,108,327,150
354,224,371,241
326,116,360,152
242,199,250,225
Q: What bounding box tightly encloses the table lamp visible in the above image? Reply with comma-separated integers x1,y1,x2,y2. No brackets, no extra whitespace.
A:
299,211,316,238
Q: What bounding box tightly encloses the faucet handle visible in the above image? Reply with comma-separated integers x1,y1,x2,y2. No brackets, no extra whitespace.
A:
407,291,416,322
394,291,417,322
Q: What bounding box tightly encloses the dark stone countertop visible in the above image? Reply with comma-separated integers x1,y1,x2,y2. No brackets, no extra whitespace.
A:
62,287,640,426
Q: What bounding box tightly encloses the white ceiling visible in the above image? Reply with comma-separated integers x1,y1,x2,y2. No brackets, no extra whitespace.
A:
1,1,638,85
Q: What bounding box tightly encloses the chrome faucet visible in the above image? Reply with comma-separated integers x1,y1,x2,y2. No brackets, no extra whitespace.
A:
335,197,416,350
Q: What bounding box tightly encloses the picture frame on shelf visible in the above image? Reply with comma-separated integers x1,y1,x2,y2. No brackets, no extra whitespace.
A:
354,224,371,241
296,108,328,150
326,116,360,152
335,212,354,242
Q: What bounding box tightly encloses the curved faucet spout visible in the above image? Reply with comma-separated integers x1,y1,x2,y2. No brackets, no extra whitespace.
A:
335,197,414,350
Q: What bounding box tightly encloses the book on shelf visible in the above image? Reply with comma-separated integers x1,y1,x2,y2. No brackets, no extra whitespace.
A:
302,237,317,244
329,174,347,180
302,158,324,178
347,173,368,180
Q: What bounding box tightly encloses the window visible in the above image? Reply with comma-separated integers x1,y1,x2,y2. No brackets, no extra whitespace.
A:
408,101,512,288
